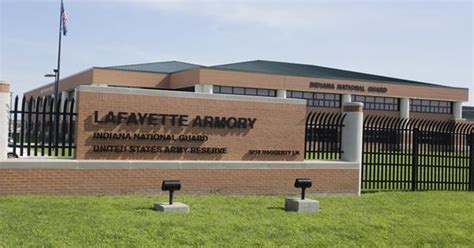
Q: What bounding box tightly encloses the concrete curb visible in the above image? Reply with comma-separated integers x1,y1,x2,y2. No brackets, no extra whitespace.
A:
0,159,359,170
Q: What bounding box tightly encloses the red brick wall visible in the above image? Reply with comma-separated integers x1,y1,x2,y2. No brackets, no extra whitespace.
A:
75,89,306,161
0,168,358,195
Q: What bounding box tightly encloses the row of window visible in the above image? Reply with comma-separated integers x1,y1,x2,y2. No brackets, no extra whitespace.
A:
352,95,399,111
212,85,453,114
410,99,452,114
213,86,276,97
287,91,340,108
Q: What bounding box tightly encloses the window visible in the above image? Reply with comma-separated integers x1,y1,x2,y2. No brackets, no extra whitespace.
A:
410,99,452,114
213,85,276,97
352,95,399,111
287,91,340,108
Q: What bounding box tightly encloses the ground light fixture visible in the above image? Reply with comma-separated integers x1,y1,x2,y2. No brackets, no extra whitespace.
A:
294,178,312,200
154,180,189,213
285,178,319,213
161,180,181,205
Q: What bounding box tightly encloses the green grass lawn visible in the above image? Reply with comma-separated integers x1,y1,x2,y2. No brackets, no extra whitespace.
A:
1,192,473,247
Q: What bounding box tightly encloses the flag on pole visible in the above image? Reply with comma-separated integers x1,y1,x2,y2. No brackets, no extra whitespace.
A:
61,0,68,36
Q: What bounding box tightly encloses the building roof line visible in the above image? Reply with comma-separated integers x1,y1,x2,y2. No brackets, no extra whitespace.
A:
94,66,204,75
98,60,205,74
101,60,205,69
210,59,468,90
206,66,468,90
24,67,95,96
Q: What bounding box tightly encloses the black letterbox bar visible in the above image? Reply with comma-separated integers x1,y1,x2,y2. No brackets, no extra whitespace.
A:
161,180,181,191
294,178,312,200
161,180,182,205
294,178,312,188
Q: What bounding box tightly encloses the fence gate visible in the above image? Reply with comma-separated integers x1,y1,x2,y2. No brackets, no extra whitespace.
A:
362,116,474,191
9,95,76,158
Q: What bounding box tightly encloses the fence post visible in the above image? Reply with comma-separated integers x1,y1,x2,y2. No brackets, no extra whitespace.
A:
412,128,419,191
470,132,474,191
341,102,364,195
0,80,10,161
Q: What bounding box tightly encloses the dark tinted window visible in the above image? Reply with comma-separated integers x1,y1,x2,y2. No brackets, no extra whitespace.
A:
288,91,341,108
214,85,276,97
351,95,399,111
410,99,452,114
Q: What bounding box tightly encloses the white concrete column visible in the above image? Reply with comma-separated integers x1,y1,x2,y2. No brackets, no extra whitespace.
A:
341,102,363,163
400,98,409,119
0,81,10,160
195,84,213,94
341,94,351,105
341,102,364,195
453,101,462,120
277,89,287,98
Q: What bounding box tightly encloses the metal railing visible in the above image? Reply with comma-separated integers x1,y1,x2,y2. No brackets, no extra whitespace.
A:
362,116,474,191
304,112,346,160
9,95,76,158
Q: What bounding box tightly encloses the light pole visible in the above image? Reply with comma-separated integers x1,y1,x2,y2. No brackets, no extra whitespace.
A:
44,69,58,100
8,92,12,143
44,72,56,79
44,69,59,152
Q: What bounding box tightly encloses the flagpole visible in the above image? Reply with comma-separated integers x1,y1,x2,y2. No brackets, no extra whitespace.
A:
53,0,64,151
54,0,63,101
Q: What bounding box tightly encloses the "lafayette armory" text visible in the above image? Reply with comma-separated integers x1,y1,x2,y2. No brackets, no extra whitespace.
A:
93,111,257,129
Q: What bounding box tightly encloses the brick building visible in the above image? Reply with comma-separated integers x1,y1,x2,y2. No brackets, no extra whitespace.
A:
25,60,470,120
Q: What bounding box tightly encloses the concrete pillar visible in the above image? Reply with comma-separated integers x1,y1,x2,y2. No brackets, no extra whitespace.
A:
0,81,10,160
341,102,364,195
277,89,287,98
400,98,409,119
195,84,213,94
453,101,462,120
341,94,351,105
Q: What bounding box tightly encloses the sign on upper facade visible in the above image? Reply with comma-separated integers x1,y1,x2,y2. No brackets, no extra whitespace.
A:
309,81,388,94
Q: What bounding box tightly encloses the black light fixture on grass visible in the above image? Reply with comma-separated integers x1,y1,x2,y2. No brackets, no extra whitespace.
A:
161,180,181,205
294,178,312,200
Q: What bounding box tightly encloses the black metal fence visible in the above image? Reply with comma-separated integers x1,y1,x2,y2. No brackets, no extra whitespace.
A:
9,95,76,158
362,116,474,191
304,112,346,160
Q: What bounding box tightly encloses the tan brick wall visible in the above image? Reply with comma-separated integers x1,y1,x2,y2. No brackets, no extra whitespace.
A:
0,83,9,93
169,68,201,89
75,89,306,161
410,112,453,120
197,69,468,101
25,68,169,97
364,109,400,118
93,69,169,88
25,69,94,98
24,66,468,109
0,168,359,195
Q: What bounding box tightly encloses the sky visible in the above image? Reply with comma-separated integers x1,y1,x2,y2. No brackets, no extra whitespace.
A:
1,0,473,105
